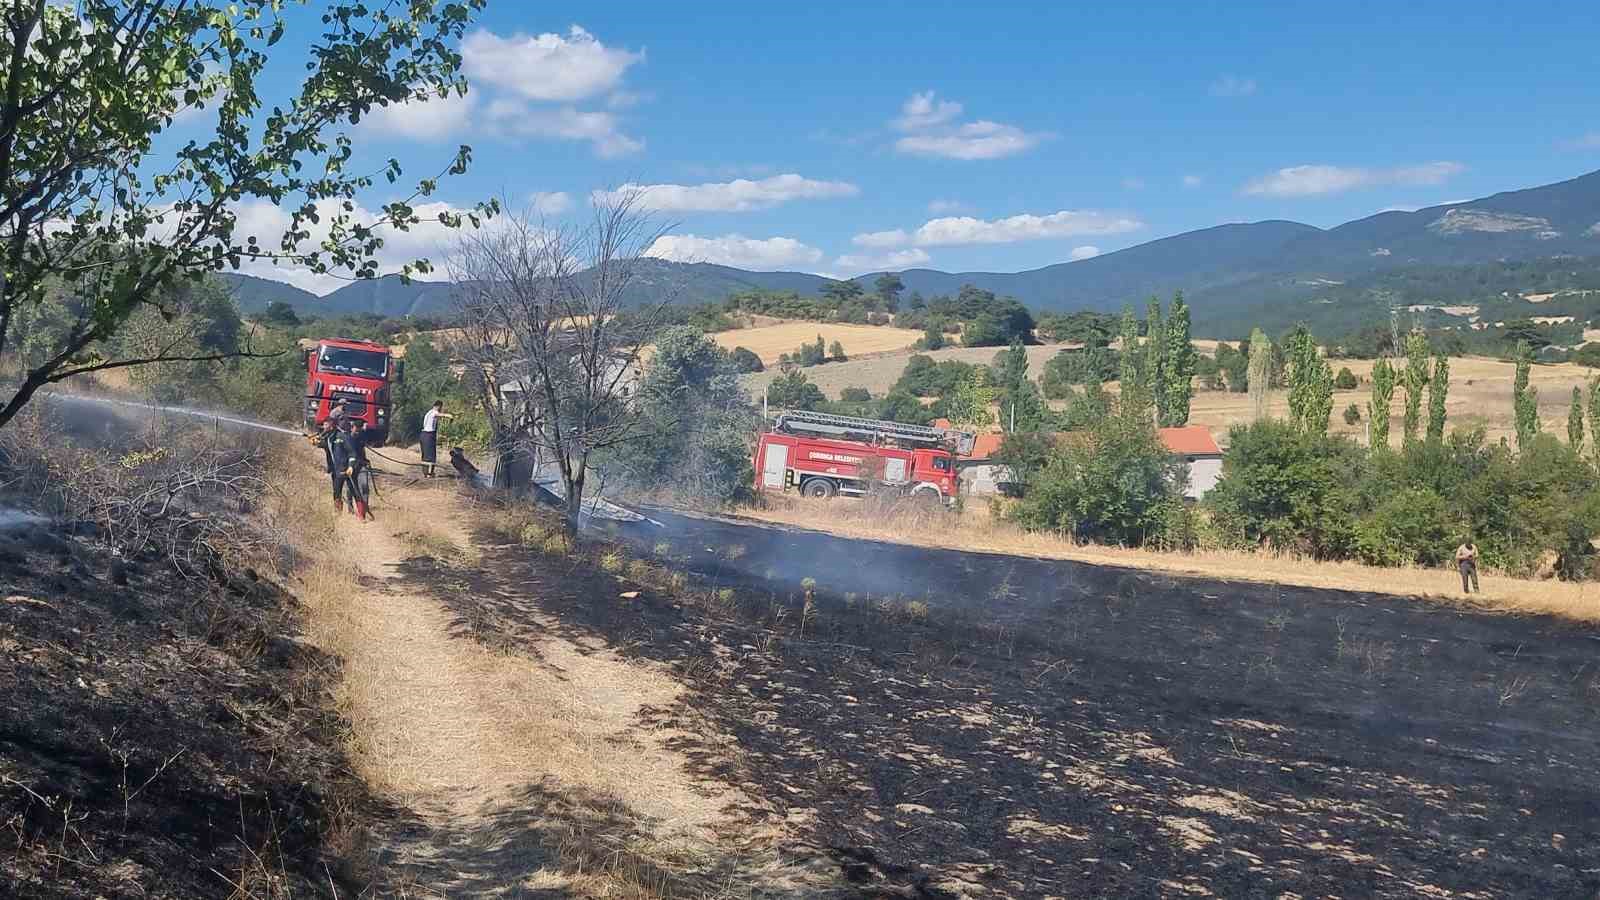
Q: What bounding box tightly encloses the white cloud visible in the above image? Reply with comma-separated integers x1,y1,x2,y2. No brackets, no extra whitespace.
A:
852,229,910,248
1182,174,1204,188
1209,75,1257,97
1069,245,1101,260
359,89,476,141
229,198,473,295
644,234,824,270
486,100,643,157
889,92,1045,160
893,91,963,131
834,248,932,273
463,26,643,102
1243,161,1466,197
592,174,858,212
855,210,1141,248
896,120,1043,160
1122,177,1146,190
529,191,572,215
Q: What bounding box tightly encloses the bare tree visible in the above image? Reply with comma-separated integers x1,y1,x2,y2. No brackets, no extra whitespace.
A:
452,191,673,534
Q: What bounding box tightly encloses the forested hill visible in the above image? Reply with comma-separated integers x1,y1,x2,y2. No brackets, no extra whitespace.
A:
221,168,1600,331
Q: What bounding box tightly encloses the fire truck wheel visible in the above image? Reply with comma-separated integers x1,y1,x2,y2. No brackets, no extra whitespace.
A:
802,478,837,499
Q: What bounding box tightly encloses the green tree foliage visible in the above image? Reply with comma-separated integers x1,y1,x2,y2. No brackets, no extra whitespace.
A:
727,346,764,373
1161,294,1196,426
1572,343,1600,369
1334,367,1358,390
875,390,933,425
1040,347,1120,399
829,340,847,362
628,327,759,506
0,0,494,430
1008,409,1187,547
1369,357,1397,450
921,319,946,350
1207,420,1362,559
1216,342,1250,393
1570,387,1586,451
1354,487,1452,567
991,340,1048,432
1285,328,1333,434
872,274,904,313
891,355,980,398
1119,307,1151,419
1035,311,1118,345
262,301,301,327
1513,340,1540,450
1143,299,1166,420
1426,354,1450,443
839,386,872,403
1589,378,1600,467
961,314,1008,347
1401,333,1431,448
1059,379,1111,428
1247,329,1272,421
1343,403,1362,426
943,369,996,428
766,369,825,410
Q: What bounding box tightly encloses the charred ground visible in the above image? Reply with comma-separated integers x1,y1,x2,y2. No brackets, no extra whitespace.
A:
403,505,1600,899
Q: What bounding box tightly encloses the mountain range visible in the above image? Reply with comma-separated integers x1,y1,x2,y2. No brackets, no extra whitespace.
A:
223,168,1600,333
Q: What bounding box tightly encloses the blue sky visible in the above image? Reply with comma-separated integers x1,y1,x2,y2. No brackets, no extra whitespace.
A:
205,0,1600,293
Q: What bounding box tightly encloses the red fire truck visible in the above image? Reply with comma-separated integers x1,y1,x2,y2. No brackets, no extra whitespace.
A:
302,338,404,444
753,410,976,504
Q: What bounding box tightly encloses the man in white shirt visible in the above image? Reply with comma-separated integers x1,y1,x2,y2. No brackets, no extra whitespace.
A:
420,400,454,478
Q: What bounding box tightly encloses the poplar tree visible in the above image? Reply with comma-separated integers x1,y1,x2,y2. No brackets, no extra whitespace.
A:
1247,329,1272,421
1162,293,1196,426
1368,357,1397,450
1588,378,1600,466
1144,297,1166,424
1401,333,1430,448
1426,354,1450,442
1569,386,1585,451
1513,340,1539,450
1286,329,1332,434
1118,306,1149,419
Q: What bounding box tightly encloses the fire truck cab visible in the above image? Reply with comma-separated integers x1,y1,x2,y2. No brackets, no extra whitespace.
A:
753,410,975,504
302,338,403,444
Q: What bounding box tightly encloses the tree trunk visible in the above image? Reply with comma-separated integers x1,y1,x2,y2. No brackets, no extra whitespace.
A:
562,464,585,538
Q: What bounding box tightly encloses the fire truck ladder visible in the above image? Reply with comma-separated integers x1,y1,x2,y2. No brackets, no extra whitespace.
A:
771,409,976,456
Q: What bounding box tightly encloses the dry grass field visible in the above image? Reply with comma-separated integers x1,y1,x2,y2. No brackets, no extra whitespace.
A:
741,338,1600,447
743,495,1600,624
712,321,922,365
740,341,1070,397
1186,355,1600,446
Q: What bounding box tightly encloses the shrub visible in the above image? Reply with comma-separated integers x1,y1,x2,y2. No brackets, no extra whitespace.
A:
728,346,764,373
829,340,847,362
1206,420,1363,558
1008,411,1186,547
1335,367,1359,390
1343,403,1362,425
839,386,872,402
1354,487,1451,567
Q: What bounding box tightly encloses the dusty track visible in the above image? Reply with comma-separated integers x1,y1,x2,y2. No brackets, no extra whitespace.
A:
290,462,824,895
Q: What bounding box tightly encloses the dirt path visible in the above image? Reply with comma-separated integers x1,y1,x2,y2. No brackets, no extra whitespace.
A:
289,461,801,895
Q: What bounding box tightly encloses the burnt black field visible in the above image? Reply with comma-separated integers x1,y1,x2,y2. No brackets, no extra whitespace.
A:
412,505,1600,898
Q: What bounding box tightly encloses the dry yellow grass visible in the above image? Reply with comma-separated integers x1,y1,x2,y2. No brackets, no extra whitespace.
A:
742,495,1600,624
712,321,922,365
740,341,1071,399
267,446,784,896
1184,355,1600,446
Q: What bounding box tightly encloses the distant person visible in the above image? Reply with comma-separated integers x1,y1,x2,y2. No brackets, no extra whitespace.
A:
341,419,374,522
328,398,350,429
420,400,455,478
1455,539,1480,593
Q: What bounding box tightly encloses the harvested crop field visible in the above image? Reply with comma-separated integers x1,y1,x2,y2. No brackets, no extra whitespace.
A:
404,504,1600,897
740,342,1070,398
713,322,923,365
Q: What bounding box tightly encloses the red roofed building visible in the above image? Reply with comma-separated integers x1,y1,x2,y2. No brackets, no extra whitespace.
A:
937,419,1224,501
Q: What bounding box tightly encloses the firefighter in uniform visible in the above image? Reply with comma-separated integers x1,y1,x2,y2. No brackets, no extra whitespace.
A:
341,418,374,521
